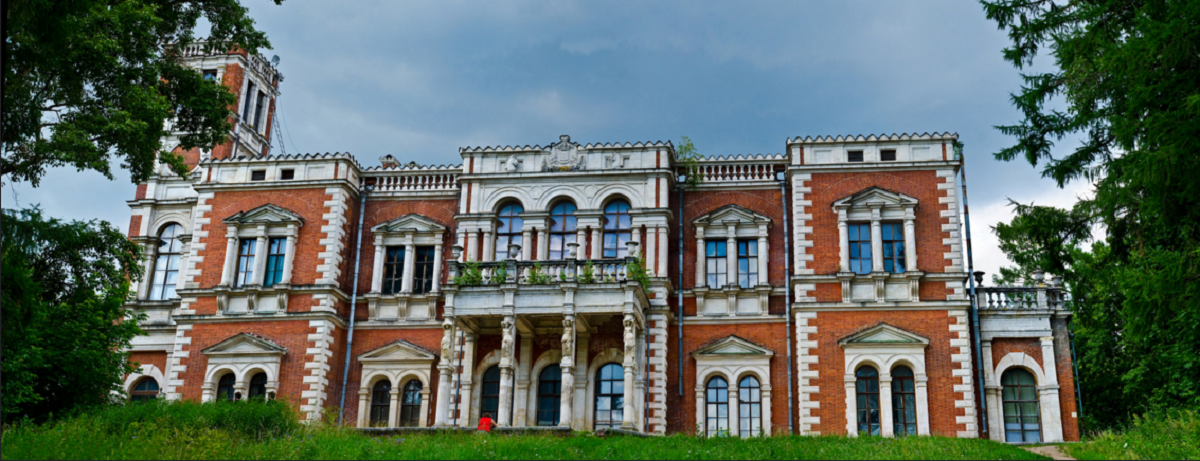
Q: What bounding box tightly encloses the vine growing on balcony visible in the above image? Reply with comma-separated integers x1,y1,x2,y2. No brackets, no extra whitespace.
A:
577,261,596,284
626,255,652,291
453,259,483,286
527,262,552,285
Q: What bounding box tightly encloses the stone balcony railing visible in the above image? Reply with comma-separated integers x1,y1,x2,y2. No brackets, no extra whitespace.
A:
974,273,1067,311
361,158,462,197
693,154,786,189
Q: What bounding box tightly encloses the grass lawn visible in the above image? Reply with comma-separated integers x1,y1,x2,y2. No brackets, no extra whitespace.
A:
1062,411,1199,460
0,401,1047,460
1,427,1049,460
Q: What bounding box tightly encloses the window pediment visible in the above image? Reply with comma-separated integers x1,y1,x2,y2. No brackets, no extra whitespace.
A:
223,204,304,227
838,323,929,347
371,214,447,236
358,340,439,364
693,205,771,238
201,333,287,357
833,187,917,212
691,335,775,357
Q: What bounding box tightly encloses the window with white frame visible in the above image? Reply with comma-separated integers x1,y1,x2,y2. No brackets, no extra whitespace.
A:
692,205,771,291
149,223,184,300
220,205,303,291
369,214,447,297
833,187,919,277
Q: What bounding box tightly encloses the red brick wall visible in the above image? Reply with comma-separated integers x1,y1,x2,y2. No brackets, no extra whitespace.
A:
807,310,964,436
129,215,143,238
991,338,1043,369
176,321,318,407
805,171,951,273
352,199,459,295
192,188,347,314
135,184,148,200
666,322,790,435
128,351,168,376
210,62,245,160
1052,319,1081,441
677,189,788,289
340,328,443,425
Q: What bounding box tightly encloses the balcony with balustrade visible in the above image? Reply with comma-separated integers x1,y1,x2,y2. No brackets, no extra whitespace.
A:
974,270,1070,342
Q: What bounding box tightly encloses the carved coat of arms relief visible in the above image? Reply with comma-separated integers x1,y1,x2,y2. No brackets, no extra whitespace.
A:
542,135,586,171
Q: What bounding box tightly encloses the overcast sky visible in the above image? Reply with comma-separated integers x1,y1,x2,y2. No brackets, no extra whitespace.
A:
1,0,1092,279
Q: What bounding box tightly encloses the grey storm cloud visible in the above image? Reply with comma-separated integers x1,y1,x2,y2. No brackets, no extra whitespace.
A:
2,0,1083,278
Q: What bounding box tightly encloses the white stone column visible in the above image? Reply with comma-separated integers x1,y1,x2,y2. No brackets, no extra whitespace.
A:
591,228,602,259
357,389,369,427
572,333,590,430
576,229,587,261
757,234,769,285
982,340,1000,440
904,211,918,271
880,373,894,437
281,231,297,285
729,381,741,437
371,235,385,293
521,229,533,260
837,210,850,272
139,252,156,299
401,239,416,293
419,388,431,427
434,320,456,426
870,206,884,272
482,230,495,262
431,243,444,292
221,232,238,286
252,230,269,285
725,224,737,287
916,373,931,436
456,229,467,263
695,227,707,287
537,228,549,260
1040,336,1064,443
695,389,706,435
388,388,400,427
762,388,773,436
465,230,478,262
498,316,516,426
622,314,637,429
457,332,477,428
844,374,858,437
514,334,533,427
657,225,669,277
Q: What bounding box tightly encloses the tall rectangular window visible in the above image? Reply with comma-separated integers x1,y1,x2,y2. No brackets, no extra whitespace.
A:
882,223,906,273
737,240,759,288
705,240,727,289
253,92,267,130
413,246,436,294
382,247,405,295
241,81,256,123
263,238,286,287
235,239,257,287
848,224,872,275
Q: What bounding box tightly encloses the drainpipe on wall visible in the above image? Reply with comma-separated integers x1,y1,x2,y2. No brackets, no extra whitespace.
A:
959,147,989,435
779,171,794,435
337,182,373,425
677,173,685,397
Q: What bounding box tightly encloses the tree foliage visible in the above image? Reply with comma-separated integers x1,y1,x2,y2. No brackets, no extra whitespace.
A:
675,136,704,189
1,0,281,186
982,0,1200,429
1,207,147,422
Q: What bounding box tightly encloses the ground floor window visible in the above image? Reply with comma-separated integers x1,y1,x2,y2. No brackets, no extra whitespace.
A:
370,380,391,427
537,365,562,426
217,374,236,401
738,376,762,437
248,372,267,400
400,380,422,427
706,376,730,436
1002,368,1042,443
481,366,501,420
130,378,159,402
856,366,881,436
891,366,917,436
594,363,624,430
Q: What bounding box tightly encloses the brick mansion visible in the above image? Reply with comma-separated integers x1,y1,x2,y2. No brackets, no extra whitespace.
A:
123,45,1079,443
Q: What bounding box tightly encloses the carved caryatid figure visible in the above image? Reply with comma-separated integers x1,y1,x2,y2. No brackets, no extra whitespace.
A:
440,321,455,364
561,317,575,365
623,315,636,362
500,318,515,367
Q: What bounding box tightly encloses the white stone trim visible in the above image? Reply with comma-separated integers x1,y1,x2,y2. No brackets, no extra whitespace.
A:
991,349,1064,443
317,187,350,291
948,310,978,437
795,311,820,434
692,336,773,437
791,171,815,278
124,363,166,398
646,313,669,435
839,324,931,437
302,319,337,422
936,169,966,299
164,324,193,400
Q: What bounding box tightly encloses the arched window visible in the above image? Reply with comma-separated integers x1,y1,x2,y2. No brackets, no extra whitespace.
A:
1002,368,1041,443
247,372,268,400
738,376,762,437
495,203,524,260
548,202,578,260
594,363,624,430
370,380,392,427
481,365,502,421
705,376,730,436
216,373,236,402
856,366,881,435
130,378,159,402
536,365,562,426
602,200,632,258
891,366,917,436
149,224,184,300
400,380,423,427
